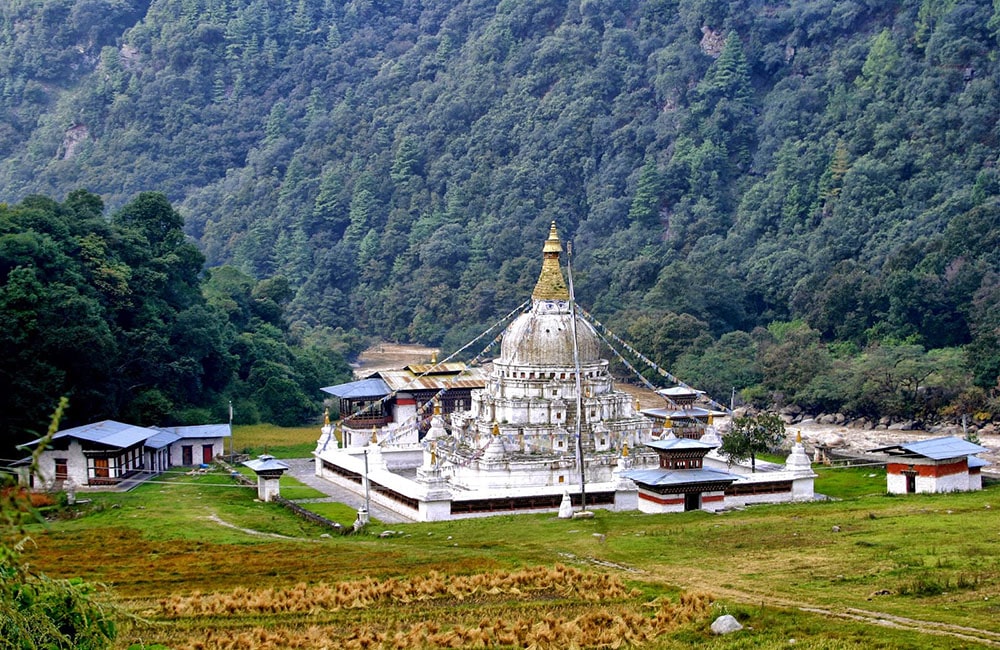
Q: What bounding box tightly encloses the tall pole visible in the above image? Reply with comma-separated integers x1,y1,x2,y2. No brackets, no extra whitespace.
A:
567,240,586,511
363,449,371,515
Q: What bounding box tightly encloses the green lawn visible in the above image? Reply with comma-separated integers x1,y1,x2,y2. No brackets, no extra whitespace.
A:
16,460,1000,649
230,423,324,459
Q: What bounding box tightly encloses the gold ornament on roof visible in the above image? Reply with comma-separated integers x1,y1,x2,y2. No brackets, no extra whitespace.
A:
531,221,570,301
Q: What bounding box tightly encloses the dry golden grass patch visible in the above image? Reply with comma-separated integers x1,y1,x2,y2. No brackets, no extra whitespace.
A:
160,564,639,617
166,582,713,650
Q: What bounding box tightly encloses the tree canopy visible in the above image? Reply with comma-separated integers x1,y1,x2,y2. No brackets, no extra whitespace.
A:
1,0,998,426
0,191,352,457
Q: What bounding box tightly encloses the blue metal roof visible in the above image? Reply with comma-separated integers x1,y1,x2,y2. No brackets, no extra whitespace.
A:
623,467,739,487
641,407,726,420
321,377,391,399
144,430,181,449
37,420,159,449
243,455,289,473
871,436,989,460
154,424,231,439
645,437,716,452
968,455,991,469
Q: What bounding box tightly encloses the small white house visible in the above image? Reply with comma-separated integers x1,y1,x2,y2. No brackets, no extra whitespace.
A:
870,436,991,494
22,420,231,489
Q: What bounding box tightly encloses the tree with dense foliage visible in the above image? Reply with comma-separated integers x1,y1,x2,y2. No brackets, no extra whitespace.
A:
0,0,998,425
719,412,786,473
0,191,352,457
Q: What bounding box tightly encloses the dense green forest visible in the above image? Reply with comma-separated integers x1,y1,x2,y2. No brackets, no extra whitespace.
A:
0,191,351,456
1,0,999,433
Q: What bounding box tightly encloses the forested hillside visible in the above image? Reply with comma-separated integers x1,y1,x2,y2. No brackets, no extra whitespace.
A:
2,0,999,425
0,191,352,455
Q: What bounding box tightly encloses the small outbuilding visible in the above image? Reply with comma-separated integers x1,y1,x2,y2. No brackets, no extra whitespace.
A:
870,436,991,494
623,437,739,512
243,454,290,502
20,420,231,489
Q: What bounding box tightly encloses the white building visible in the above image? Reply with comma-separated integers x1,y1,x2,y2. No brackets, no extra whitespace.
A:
314,223,816,521
871,436,991,494
21,420,230,489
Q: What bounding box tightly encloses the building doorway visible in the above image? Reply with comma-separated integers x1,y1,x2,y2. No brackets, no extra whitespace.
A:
202,445,214,464
904,471,916,494
54,458,68,481
181,445,193,466
684,492,701,511
93,458,109,479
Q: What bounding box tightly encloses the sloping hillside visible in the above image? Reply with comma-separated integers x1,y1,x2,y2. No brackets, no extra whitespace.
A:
2,0,999,416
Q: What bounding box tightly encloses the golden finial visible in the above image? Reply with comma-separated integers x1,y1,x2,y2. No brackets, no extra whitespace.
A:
492,423,500,436
433,399,441,415
635,399,641,412
370,426,378,444
431,351,438,363
532,222,570,301
797,429,802,443
324,407,330,425
622,442,629,457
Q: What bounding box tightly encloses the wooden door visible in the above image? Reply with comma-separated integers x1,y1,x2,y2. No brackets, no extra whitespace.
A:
93,458,109,479
182,445,193,465
202,444,214,464
54,459,68,481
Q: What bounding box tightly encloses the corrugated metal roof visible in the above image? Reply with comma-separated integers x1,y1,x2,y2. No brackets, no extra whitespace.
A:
144,430,180,449
155,424,231,439
405,362,469,375
871,436,989,460
641,407,725,420
623,467,738,487
656,386,703,398
243,455,289,472
40,420,159,449
321,377,391,398
968,455,990,469
645,437,715,452
378,366,489,392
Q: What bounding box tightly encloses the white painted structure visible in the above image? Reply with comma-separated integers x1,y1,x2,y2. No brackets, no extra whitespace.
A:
871,436,991,494
244,455,290,502
22,420,230,489
314,224,817,520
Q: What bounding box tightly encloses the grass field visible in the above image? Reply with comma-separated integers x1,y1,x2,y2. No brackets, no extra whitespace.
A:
14,425,1000,649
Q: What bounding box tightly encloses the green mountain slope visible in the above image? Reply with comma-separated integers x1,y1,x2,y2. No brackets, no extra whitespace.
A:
2,0,999,407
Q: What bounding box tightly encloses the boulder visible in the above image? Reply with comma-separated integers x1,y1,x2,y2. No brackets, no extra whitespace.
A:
711,614,743,635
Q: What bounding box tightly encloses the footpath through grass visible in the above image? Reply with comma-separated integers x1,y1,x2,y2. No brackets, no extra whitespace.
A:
18,424,1000,649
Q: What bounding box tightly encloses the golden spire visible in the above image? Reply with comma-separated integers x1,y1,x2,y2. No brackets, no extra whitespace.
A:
622,442,629,457
370,426,378,444
531,221,570,301
324,407,330,425
797,429,802,443
492,423,500,436
433,399,441,415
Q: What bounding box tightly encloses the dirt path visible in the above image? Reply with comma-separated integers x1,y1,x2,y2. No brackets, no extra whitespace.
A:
628,569,1000,647
203,513,311,540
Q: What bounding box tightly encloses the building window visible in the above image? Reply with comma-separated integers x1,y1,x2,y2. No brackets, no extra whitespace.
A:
54,459,68,481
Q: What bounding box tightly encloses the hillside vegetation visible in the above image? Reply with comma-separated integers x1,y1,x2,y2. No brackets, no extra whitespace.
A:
0,192,352,455
2,0,999,421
